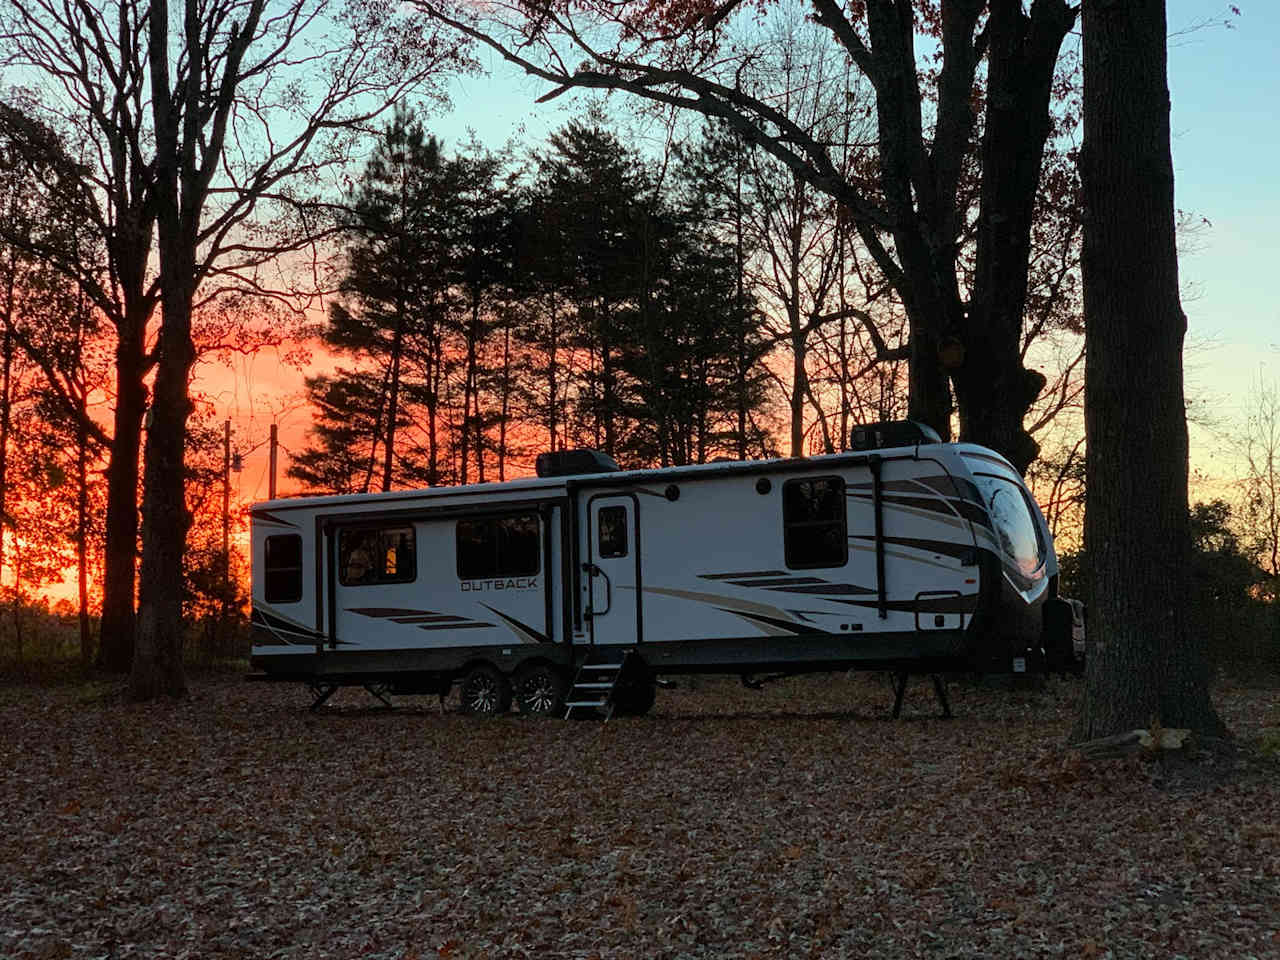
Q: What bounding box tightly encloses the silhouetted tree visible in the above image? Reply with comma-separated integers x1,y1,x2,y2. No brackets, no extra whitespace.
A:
0,99,137,672
317,109,458,491
289,372,398,494
1076,0,1224,738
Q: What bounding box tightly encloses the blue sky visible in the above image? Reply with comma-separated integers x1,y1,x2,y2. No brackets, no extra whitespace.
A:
1166,2,1280,436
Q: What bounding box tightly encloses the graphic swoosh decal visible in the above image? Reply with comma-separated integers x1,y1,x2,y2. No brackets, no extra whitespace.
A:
251,607,323,645
480,604,548,644
644,585,800,621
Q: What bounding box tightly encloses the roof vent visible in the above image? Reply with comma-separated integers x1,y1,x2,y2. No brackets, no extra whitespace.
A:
534,448,621,478
849,420,942,452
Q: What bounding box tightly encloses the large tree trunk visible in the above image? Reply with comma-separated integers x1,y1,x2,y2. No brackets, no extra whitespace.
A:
96,157,158,673
131,288,194,700
0,249,15,598
858,0,1076,467
954,0,1074,474
1075,0,1224,739
734,151,749,461
96,321,147,672
132,0,199,700
863,0,957,442
77,398,92,670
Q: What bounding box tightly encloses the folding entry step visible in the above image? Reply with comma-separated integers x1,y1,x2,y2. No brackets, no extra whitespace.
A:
564,648,634,721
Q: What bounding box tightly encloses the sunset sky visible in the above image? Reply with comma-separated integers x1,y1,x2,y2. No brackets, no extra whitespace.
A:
206,0,1279,509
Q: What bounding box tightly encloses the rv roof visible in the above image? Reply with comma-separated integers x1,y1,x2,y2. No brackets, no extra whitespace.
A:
252,441,1008,514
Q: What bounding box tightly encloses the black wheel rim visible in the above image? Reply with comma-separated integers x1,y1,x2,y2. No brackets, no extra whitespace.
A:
522,671,558,713
466,675,499,713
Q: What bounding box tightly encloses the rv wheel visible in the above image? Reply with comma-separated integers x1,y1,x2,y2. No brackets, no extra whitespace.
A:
458,664,513,715
513,663,567,716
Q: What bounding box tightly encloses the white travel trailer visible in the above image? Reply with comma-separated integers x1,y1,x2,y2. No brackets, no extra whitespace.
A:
249,422,1068,716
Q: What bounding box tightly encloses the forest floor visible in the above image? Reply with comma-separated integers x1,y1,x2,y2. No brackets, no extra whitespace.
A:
0,669,1277,960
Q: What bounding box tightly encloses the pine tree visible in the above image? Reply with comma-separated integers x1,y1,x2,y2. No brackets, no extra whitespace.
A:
673,123,775,460
534,119,652,459
289,372,396,494
449,137,516,483
295,108,459,492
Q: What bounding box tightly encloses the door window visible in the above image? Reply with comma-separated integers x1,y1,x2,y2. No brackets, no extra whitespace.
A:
598,505,628,558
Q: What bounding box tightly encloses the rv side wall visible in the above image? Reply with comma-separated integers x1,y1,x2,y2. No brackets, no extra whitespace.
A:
574,453,983,670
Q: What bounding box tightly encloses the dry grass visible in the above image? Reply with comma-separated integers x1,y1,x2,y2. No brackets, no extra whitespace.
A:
1,671,1277,959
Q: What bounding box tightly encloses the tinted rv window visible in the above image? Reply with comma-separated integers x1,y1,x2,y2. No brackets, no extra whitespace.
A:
783,476,847,568
972,474,1045,577
338,526,416,586
598,506,628,558
264,534,303,603
456,512,541,580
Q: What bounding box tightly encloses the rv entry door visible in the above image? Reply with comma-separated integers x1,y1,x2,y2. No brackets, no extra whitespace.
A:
586,495,640,645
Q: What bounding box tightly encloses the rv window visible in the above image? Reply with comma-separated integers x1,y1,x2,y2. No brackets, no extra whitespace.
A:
456,512,541,580
783,476,847,568
972,474,1045,577
598,506,628,558
338,526,416,586
264,535,303,603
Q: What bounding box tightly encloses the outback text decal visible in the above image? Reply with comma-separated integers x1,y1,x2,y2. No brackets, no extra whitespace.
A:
461,577,538,592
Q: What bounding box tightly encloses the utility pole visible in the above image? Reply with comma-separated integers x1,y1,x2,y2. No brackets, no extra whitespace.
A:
268,423,278,499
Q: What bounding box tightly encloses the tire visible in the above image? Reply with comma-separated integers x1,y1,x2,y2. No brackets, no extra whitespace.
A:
513,662,567,716
458,664,512,715
612,675,657,717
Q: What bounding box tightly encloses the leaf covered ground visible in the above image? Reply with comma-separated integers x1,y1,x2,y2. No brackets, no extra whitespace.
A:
1,671,1277,959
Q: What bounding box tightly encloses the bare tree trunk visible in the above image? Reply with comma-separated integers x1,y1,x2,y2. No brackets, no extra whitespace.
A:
427,334,441,486
837,232,850,452
71,279,94,670
789,313,806,456
361,364,393,494
10,558,22,668
547,293,560,453
498,323,511,481
953,0,1074,474
96,324,147,672
382,321,404,492
734,146,748,461
459,302,479,484
599,302,616,458
787,202,805,457
1075,0,1224,739
77,401,92,669
0,246,15,596
132,284,194,699
131,0,207,700
472,312,486,483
